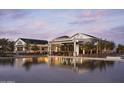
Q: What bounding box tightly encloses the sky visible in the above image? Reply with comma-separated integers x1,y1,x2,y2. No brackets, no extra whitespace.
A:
0,9,124,44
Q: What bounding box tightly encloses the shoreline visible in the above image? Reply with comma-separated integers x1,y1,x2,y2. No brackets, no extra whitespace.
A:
49,56,124,62
0,55,48,59
0,55,124,61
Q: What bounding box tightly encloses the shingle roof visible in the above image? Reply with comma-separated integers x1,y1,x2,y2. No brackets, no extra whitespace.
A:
20,38,48,44
55,36,69,39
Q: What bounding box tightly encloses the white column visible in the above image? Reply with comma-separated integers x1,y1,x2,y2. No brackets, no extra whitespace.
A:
23,46,26,53
73,41,79,56
83,49,85,54
55,46,58,52
40,46,42,53
49,43,51,55
14,46,17,53
76,44,79,56
73,41,76,56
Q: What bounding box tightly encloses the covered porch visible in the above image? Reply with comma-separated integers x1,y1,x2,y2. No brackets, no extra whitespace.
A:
49,40,86,56
49,33,97,56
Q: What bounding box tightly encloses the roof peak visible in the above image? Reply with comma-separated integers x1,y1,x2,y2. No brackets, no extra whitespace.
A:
71,33,97,38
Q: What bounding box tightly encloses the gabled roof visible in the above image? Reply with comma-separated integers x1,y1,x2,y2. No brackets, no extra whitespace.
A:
71,33,97,39
51,33,99,42
54,33,97,40
20,38,48,44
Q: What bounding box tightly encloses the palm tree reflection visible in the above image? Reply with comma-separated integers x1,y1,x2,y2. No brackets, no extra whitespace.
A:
0,58,14,66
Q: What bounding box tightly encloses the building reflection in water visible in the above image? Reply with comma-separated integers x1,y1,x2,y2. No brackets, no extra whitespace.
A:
14,57,49,71
0,57,49,70
48,57,115,74
0,56,114,73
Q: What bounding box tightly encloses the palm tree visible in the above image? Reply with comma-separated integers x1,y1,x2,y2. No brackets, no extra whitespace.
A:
96,39,115,54
105,41,115,53
7,40,14,52
81,42,95,55
0,38,14,56
96,40,104,54
116,44,124,53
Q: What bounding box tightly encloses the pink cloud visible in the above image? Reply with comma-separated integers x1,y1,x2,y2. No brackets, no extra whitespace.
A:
69,10,107,25
77,10,106,21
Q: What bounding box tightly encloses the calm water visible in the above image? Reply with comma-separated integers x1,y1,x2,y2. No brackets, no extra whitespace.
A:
0,56,124,83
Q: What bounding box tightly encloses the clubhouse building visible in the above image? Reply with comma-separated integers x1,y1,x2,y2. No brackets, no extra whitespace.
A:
14,33,99,56
14,38,48,54
49,33,98,56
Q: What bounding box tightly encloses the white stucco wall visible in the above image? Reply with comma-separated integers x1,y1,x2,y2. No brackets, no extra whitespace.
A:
15,39,26,46
14,39,26,53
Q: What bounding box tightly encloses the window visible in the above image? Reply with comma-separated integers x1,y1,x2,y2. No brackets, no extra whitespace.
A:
17,41,22,45
17,47,23,51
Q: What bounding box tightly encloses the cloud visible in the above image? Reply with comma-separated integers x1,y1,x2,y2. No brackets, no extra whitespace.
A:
93,25,124,44
0,28,28,37
69,19,95,25
77,10,105,19
0,17,48,41
108,26,124,40
0,9,124,44
0,9,28,20
18,19,47,31
110,25,124,33
69,10,106,25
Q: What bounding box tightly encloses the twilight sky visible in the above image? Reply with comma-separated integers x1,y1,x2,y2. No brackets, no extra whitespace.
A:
0,9,124,44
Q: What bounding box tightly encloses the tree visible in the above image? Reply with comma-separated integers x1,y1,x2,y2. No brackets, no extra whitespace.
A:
116,44,124,53
7,40,15,52
96,39,115,54
105,41,115,53
81,42,95,54
0,38,14,56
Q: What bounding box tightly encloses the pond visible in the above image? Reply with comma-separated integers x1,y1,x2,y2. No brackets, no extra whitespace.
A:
0,56,124,83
